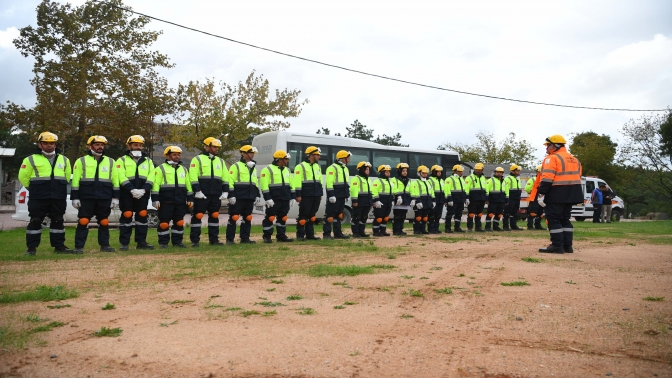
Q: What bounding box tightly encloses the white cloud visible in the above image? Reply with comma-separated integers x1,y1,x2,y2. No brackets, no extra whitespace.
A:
0,26,18,48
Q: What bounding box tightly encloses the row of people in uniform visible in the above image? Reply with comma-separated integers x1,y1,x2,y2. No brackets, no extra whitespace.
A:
19,131,547,255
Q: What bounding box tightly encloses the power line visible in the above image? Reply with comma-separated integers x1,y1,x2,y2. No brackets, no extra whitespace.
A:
99,0,668,112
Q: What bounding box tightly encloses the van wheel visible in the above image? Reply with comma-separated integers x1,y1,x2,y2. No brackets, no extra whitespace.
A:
611,209,622,222
574,217,585,222
147,210,159,228
342,208,352,225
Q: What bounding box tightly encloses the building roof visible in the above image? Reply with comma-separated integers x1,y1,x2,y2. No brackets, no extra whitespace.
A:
0,148,16,157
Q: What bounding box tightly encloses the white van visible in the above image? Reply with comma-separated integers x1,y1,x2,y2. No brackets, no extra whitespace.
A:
12,184,159,227
571,177,625,221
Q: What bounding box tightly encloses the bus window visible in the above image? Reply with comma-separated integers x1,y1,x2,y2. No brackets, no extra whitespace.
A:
410,153,441,175
346,148,372,174
287,142,302,170
372,150,408,177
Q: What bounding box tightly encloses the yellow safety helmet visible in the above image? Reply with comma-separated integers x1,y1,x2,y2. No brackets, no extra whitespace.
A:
474,163,484,170
37,132,58,143
273,150,290,159
240,145,258,153
544,134,567,145
163,146,183,156
510,164,521,171
452,164,464,172
431,165,443,172
305,146,321,155
356,161,372,170
536,165,542,172
203,137,222,147
126,135,145,145
377,164,391,173
87,135,108,145
417,165,429,174
336,150,352,159
495,167,505,173
396,162,409,170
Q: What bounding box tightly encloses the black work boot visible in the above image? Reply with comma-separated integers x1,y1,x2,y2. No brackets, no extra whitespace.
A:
26,247,37,256
539,244,564,254
100,245,116,252
54,246,74,254
263,236,273,243
137,242,155,250
563,245,574,253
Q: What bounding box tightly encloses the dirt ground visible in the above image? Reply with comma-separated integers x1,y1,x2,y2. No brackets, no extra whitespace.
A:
1,235,671,378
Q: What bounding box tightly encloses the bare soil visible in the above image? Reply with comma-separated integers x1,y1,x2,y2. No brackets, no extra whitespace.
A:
1,236,671,377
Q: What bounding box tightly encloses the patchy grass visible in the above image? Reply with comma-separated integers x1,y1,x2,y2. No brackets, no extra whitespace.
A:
522,257,543,263
286,295,303,301
501,281,530,286
404,289,424,297
93,327,122,337
101,303,115,310
334,305,345,309
643,296,665,302
297,307,316,315
30,321,64,333
400,314,414,319
165,300,194,305
270,279,284,284
241,310,261,317
159,320,178,327
255,301,286,307
46,304,71,309
307,264,375,277
262,311,277,317
434,287,453,294
0,285,79,304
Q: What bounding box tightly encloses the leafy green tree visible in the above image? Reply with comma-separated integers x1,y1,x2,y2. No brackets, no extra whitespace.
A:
569,132,618,183
345,120,374,141
0,105,35,181
316,127,341,136
172,73,308,157
438,131,536,169
374,133,409,147
12,0,175,162
660,109,672,158
619,112,672,210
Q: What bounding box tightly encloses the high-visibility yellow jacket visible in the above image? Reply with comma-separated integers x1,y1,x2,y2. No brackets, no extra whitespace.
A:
152,162,193,204
350,174,373,206
504,175,522,200
444,174,466,203
189,153,229,195
524,176,536,194
410,178,435,207
325,162,350,198
429,176,445,203
115,152,154,196
464,173,488,201
293,160,323,197
71,153,119,200
486,177,508,203
372,176,395,202
18,150,71,200
391,176,412,205
228,160,260,200
260,163,294,201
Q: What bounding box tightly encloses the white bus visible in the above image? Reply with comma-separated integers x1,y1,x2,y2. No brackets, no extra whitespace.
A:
252,130,460,223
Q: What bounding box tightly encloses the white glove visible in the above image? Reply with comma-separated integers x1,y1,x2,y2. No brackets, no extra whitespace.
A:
266,199,275,208
228,197,236,206
137,189,146,198
111,198,119,209
373,201,383,208
152,201,160,209
219,192,228,200
432,202,436,208
447,201,454,207
290,199,297,208
416,202,423,210
465,199,470,206
195,191,207,199
72,199,81,209
132,189,145,199
409,200,416,208
328,196,336,203
537,195,546,208
396,196,402,205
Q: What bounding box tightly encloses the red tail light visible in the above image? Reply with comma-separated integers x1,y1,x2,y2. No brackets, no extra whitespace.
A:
18,191,27,204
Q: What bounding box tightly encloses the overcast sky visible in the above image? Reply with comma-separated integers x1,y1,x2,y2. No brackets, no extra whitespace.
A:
1,0,671,161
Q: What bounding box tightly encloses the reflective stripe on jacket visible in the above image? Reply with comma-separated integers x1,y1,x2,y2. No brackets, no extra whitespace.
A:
325,162,350,198
151,162,193,203
228,161,260,200
504,175,522,200
115,154,154,194
486,177,508,203
410,178,435,207
372,177,394,202
391,176,412,205
260,164,294,201
465,174,489,201
444,174,466,202
350,175,373,206
538,147,584,203
19,153,71,200
429,176,445,203
71,154,119,200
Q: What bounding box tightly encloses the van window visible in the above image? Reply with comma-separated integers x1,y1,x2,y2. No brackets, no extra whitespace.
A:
585,180,595,194
346,148,372,174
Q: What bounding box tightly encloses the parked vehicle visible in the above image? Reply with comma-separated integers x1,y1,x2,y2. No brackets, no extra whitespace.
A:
572,176,624,222
12,185,159,227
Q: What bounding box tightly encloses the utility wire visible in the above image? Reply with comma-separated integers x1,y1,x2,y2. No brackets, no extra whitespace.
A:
99,0,668,112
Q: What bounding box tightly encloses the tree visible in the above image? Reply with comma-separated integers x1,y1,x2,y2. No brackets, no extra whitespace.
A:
13,0,175,162
373,133,408,147
316,127,341,136
345,120,374,141
569,132,618,183
438,131,536,168
619,112,672,210
0,104,36,181
660,109,672,158
172,72,308,157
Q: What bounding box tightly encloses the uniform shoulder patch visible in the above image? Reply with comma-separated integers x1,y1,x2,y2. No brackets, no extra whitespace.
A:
295,171,300,174
352,182,358,186
116,164,121,168
191,163,196,167
21,164,26,169
261,173,266,177
329,171,334,174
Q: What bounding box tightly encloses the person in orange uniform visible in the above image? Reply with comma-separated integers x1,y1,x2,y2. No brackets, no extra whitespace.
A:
537,135,583,254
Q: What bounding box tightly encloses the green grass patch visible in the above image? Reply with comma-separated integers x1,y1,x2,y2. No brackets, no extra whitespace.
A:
334,305,345,309
255,301,286,307
404,289,424,297
159,320,179,327
0,285,79,304
369,264,396,270
25,314,47,323
307,264,375,277
296,307,315,315
93,327,122,337
286,295,303,301
30,321,64,333
400,314,414,319
522,257,543,263
643,296,665,301
46,304,71,309
501,281,530,286
262,310,277,317
101,303,115,310
343,301,357,306
434,287,453,294
270,279,284,284
241,310,261,317
165,300,194,305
